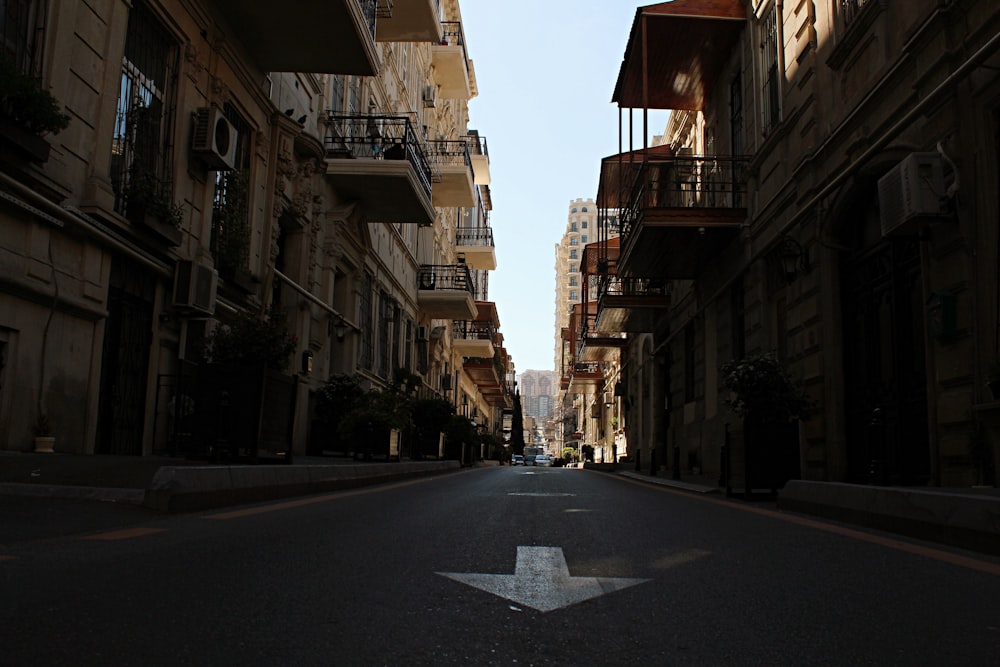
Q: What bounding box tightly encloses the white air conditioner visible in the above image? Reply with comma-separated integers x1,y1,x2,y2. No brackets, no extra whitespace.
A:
173,259,218,315
191,107,238,171
422,85,437,108
877,153,945,237
416,325,429,341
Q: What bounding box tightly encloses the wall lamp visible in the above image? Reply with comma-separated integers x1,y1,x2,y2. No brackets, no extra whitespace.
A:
778,236,810,285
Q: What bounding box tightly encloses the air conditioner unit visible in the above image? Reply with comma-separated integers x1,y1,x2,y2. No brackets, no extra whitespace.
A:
877,153,945,237
191,107,238,171
422,85,437,108
173,259,218,315
416,325,429,341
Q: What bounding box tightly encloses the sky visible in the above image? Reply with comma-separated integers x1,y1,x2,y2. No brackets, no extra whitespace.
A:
459,1,668,373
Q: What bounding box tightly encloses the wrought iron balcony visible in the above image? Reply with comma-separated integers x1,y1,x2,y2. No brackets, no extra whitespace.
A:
455,225,496,270
375,0,442,42
599,151,749,278
464,132,490,185
323,114,434,224
596,275,671,333
426,139,474,208
212,0,378,74
417,263,476,320
433,21,473,99
454,319,496,359
568,361,604,393
578,313,627,362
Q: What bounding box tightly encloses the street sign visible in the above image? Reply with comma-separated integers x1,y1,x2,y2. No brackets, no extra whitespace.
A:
437,546,650,613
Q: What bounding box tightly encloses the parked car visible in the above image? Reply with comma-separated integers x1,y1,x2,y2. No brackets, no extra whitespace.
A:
512,454,524,466
534,454,553,467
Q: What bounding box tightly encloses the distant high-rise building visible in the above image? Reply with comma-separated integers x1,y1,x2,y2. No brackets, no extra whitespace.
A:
554,198,599,373
518,369,555,418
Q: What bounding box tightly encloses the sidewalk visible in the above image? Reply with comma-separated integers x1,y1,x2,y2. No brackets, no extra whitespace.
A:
595,464,1000,557
0,451,460,511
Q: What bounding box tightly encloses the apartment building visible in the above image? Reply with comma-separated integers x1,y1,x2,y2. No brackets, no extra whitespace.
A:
0,0,513,458
568,0,1000,487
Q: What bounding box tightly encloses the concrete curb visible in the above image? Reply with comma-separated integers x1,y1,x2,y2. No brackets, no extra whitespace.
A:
778,480,1000,555
144,460,461,511
0,482,146,504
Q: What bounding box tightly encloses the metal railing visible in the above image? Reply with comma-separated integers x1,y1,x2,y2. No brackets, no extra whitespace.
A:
357,0,378,39
453,320,496,342
426,139,472,170
574,361,602,376
464,133,488,157
375,0,393,19
455,226,494,248
598,276,671,301
617,155,749,239
439,21,468,61
323,113,432,197
418,263,475,296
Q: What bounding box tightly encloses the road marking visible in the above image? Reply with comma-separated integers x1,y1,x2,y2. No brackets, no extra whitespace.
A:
82,527,166,541
437,546,650,613
508,492,576,497
613,474,1000,576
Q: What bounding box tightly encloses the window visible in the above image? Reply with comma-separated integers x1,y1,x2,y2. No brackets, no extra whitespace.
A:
571,207,578,213
211,104,252,274
684,323,696,402
730,277,745,360
111,0,179,221
570,264,577,273
360,272,374,370
759,3,781,135
330,75,345,114
1,0,41,74
581,207,588,212
570,237,578,246
569,290,578,301
569,250,578,259
582,221,588,228
581,235,588,243
570,222,577,231
841,0,871,26
569,277,578,287
730,73,745,206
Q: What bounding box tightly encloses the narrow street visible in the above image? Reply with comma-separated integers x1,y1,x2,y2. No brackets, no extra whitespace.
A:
2,467,999,666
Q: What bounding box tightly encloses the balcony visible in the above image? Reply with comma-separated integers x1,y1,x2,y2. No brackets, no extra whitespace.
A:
597,148,748,278
211,0,379,74
455,226,496,270
568,361,604,394
453,320,496,358
596,276,671,332
432,22,474,99
612,0,746,111
464,132,491,185
324,114,434,224
427,140,475,208
578,314,627,363
375,0,443,42
417,264,477,320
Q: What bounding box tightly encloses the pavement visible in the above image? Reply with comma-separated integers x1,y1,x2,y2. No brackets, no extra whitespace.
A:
3,452,1000,556
0,451,461,512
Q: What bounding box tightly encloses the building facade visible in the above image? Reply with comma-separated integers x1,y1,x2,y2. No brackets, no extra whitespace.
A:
568,0,1000,487
0,0,514,458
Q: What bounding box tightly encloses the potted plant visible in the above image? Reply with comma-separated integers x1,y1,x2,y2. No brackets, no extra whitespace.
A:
33,413,55,453
987,363,1000,401
0,56,71,163
125,168,184,245
720,351,812,494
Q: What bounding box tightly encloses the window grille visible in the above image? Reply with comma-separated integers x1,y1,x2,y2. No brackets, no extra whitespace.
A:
759,4,780,136
730,73,745,206
111,0,178,221
211,104,253,273
376,291,392,379
330,75,345,114
1,0,42,74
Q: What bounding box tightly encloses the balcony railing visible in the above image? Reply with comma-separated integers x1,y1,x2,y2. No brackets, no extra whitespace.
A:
324,113,432,199
456,226,494,248
842,0,870,26
464,133,488,158
453,320,496,342
439,21,468,58
618,156,748,240
418,263,474,296
426,139,472,171
375,0,393,19
598,276,671,302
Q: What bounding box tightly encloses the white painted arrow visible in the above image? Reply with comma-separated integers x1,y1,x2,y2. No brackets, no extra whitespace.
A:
437,546,650,613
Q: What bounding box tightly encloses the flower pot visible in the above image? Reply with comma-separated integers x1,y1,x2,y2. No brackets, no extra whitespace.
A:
0,116,52,164
33,436,55,453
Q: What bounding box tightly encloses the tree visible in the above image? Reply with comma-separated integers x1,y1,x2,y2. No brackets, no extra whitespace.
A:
509,391,525,455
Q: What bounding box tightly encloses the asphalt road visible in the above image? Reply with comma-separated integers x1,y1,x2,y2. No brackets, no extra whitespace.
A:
2,467,1000,666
